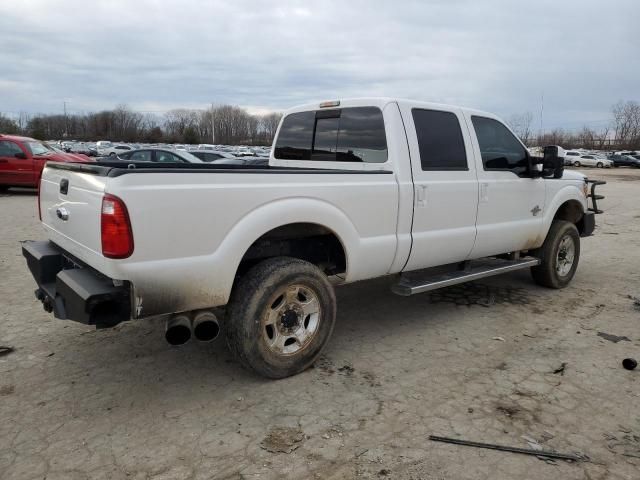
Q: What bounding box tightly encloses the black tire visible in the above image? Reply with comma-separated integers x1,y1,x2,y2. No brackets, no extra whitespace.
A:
573,161,581,167
531,220,580,289
225,257,336,379
109,152,116,157
0,185,8,193
596,162,603,168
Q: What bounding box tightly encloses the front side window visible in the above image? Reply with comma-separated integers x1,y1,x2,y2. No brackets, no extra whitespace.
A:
25,141,50,156
412,109,467,170
274,107,387,163
0,141,25,157
471,116,528,176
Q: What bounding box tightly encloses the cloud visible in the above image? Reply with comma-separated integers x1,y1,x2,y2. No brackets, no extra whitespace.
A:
0,0,638,131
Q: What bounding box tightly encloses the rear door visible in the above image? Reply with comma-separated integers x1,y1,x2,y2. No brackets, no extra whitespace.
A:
399,104,479,270
0,140,33,186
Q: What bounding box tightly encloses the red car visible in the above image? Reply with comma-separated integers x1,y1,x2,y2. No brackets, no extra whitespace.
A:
0,134,91,190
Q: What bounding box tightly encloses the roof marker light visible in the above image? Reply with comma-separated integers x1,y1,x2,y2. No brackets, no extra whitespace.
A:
319,100,340,108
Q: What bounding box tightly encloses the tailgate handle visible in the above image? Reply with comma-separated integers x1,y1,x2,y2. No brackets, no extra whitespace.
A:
56,207,69,221
59,178,69,195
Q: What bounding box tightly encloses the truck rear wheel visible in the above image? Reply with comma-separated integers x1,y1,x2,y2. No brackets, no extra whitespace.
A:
531,220,580,289
225,257,336,378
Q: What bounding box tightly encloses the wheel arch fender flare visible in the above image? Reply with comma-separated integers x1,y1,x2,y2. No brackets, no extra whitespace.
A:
542,185,587,236
212,197,360,303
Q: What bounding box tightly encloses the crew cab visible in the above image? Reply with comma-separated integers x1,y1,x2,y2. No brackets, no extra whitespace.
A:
22,98,604,378
0,134,91,190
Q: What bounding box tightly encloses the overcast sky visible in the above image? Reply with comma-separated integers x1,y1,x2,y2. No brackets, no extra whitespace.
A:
1,0,638,131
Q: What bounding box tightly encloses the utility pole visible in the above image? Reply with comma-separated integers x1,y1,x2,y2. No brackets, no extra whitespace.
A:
63,101,68,138
211,103,215,145
539,92,544,138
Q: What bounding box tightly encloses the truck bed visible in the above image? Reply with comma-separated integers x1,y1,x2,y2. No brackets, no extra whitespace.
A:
47,160,393,177
38,160,401,318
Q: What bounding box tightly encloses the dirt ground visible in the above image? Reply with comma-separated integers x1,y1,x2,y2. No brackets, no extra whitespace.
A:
1,167,639,480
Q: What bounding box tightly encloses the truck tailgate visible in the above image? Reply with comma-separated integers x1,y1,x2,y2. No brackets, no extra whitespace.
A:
39,164,106,266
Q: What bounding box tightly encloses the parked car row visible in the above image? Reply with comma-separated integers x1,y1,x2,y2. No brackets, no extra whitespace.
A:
46,139,272,159
564,152,612,168
115,148,268,166
608,153,640,168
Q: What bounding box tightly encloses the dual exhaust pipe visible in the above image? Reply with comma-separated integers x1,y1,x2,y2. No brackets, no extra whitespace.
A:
165,310,220,346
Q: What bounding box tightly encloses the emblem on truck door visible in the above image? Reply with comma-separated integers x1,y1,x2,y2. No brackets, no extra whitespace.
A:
56,207,69,221
531,205,541,216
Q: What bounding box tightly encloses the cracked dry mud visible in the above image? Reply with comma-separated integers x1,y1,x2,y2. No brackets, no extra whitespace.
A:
1,168,639,479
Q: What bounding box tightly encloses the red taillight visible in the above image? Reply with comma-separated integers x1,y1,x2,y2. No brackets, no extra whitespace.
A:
101,194,134,258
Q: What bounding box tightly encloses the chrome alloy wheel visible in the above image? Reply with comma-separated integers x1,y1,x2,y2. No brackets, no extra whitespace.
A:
262,285,321,355
556,235,576,276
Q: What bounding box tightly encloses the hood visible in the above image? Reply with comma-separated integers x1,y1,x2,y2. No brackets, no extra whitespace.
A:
561,169,586,181
46,152,92,163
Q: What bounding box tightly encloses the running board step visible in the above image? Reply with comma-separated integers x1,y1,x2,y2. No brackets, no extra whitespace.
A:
392,257,541,296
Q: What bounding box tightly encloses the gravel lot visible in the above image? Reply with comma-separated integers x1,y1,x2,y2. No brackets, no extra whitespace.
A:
1,168,639,480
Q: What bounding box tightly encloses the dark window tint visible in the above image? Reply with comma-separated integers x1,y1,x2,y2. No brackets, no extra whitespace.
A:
274,107,387,163
471,116,528,176
312,117,339,160
335,107,387,163
191,152,222,161
155,151,182,163
274,111,314,160
129,150,152,161
0,141,24,157
412,109,467,170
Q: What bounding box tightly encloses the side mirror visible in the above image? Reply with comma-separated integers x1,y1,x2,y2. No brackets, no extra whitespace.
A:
14,151,27,160
542,146,564,179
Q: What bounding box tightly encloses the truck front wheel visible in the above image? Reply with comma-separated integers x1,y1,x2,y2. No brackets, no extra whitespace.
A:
225,257,337,378
531,220,580,289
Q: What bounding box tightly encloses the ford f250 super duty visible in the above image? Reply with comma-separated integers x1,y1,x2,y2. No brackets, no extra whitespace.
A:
22,98,605,378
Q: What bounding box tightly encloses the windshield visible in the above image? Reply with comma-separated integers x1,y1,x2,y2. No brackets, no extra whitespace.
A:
25,141,53,156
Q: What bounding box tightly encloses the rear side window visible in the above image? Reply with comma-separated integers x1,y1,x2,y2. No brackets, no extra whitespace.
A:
274,107,387,163
412,109,467,170
155,151,182,163
129,150,152,161
471,116,528,176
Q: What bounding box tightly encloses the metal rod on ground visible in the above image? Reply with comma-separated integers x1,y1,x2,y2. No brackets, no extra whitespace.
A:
429,435,583,462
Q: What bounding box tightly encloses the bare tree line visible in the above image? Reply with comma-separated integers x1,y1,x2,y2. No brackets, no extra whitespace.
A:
508,100,640,150
0,105,283,146
2,100,639,149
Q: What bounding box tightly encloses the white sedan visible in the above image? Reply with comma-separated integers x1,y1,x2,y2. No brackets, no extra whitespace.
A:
571,155,612,168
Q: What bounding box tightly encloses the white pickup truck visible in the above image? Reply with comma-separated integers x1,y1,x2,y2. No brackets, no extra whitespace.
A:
23,98,605,378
